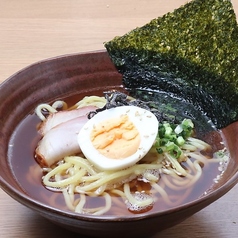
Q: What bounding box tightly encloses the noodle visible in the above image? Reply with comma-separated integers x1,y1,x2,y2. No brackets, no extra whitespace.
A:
75,194,86,213
124,183,153,208
75,164,162,193
74,96,106,109
74,192,112,215
43,163,87,188
35,94,229,215
52,100,68,111
163,152,187,176
35,104,57,121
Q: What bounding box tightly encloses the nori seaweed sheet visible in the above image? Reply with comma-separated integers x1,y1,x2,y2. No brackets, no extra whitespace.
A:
105,0,238,129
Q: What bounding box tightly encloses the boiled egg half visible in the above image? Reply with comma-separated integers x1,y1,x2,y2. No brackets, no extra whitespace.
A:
78,105,158,171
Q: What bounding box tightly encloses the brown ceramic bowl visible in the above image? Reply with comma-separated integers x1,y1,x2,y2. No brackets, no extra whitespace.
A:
0,50,238,238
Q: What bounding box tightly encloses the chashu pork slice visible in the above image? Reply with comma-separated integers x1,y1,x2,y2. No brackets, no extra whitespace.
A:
36,115,89,167
38,105,96,136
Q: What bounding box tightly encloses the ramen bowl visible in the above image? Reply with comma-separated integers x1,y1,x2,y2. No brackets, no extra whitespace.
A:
0,50,238,238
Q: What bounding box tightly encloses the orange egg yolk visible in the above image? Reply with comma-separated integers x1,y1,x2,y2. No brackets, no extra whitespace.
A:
90,114,141,159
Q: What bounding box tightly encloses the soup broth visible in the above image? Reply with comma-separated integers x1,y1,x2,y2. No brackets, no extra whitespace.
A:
8,92,228,217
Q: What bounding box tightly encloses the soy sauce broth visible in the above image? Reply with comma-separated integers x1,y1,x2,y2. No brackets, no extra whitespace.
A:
7,92,228,217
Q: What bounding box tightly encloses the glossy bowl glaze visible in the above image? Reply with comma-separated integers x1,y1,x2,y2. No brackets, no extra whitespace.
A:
0,50,238,238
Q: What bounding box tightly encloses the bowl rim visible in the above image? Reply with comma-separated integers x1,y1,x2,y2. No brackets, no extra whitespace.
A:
0,50,238,222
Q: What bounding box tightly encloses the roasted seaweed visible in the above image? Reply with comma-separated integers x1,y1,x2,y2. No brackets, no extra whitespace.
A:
105,0,238,129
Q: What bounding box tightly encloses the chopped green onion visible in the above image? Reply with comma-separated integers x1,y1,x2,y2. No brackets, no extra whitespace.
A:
176,136,185,146
155,119,194,160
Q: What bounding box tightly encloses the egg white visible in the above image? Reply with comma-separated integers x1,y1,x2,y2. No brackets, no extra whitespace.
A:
77,105,159,171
